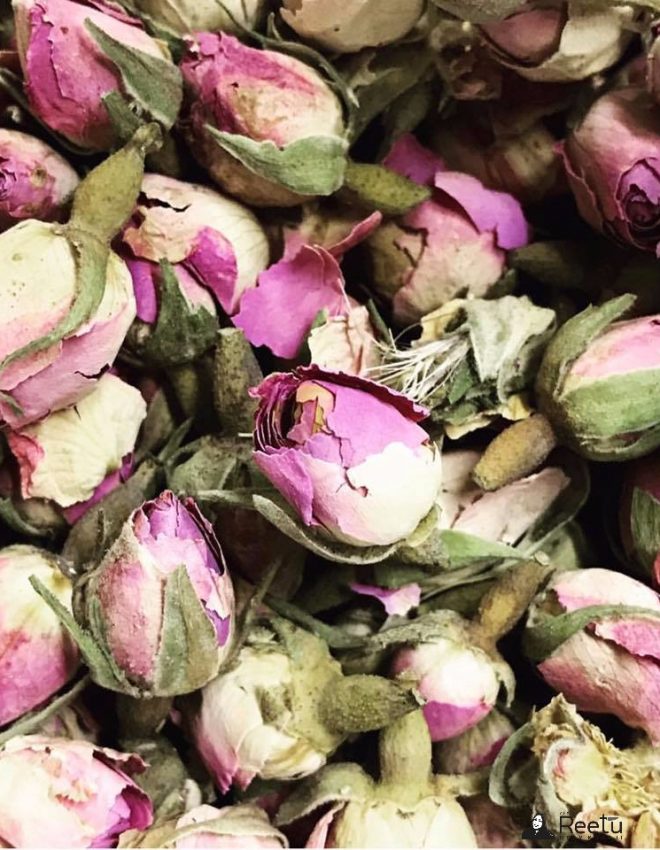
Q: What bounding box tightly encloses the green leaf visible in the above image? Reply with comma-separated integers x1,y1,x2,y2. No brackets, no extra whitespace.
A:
29,576,130,692
253,494,398,565
630,487,660,577
341,160,431,215
86,19,182,130
206,127,348,196
153,565,221,695
139,260,218,366
523,604,660,662
276,763,374,826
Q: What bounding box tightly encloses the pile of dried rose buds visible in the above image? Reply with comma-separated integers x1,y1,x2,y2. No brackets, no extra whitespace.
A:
1,0,660,847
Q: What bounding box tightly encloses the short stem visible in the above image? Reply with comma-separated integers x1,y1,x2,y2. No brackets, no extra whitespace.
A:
115,694,173,739
264,595,367,650
379,709,432,793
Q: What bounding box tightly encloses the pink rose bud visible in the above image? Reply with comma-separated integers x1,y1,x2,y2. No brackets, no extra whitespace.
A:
0,220,137,429
0,736,152,847
119,174,269,365
13,0,174,151
391,631,504,742
0,545,79,726
481,2,634,82
368,135,529,324
180,34,345,206
6,373,147,523
133,0,264,35
537,294,660,460
0,129,79,230
251,366,441,547
562,87,660,254
525,568,660,743
167,804,287,848
78,491,234,696
280,0,424,53
435,709,515,774
620,451,660,586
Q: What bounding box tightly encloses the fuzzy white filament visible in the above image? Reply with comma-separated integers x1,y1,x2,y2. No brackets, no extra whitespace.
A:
369,333,470,402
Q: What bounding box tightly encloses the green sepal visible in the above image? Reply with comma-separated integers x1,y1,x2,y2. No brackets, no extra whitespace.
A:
151,564,221,695
398,527,524,570
214,328,263,435
86,19,182,130
319,675,419,735
61,459,160,568
488,720,535,808
29,575,133,693
0,499,52,539
630,487,660,577
102,90,142,144
0,228,107,375
206,127,348,196
276,763,373,826
340,160,431,215
138,260,218,366
253,494,398,564
524,604,660,662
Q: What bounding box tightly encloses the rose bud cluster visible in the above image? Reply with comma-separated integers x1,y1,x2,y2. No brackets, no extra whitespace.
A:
251,366,441,547
0,736,152,847
366,134,529,324
118,174,269,365
180,34,346,206
525,568,660,743
0,129,79,230
0,545,78,726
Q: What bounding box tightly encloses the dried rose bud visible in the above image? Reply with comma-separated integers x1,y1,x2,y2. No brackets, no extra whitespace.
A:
481,2,634,82
391,617,508,741
180,34,345,206
562,87,660,253
0,129,79,230
134,0,264,35
280,0,424,53
525,568,660,742
279,711,477,848
620,451,660,586
537,294,660,460
435,709,515,774
0,221,136,428
0,545,78,726
76,491,235,696
13,0,176,150
127,803,288,848
251,366,441,547
182,619,415,792
0,736,152,847
367,135,529,324
119,174,269,365
6,373,146,523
